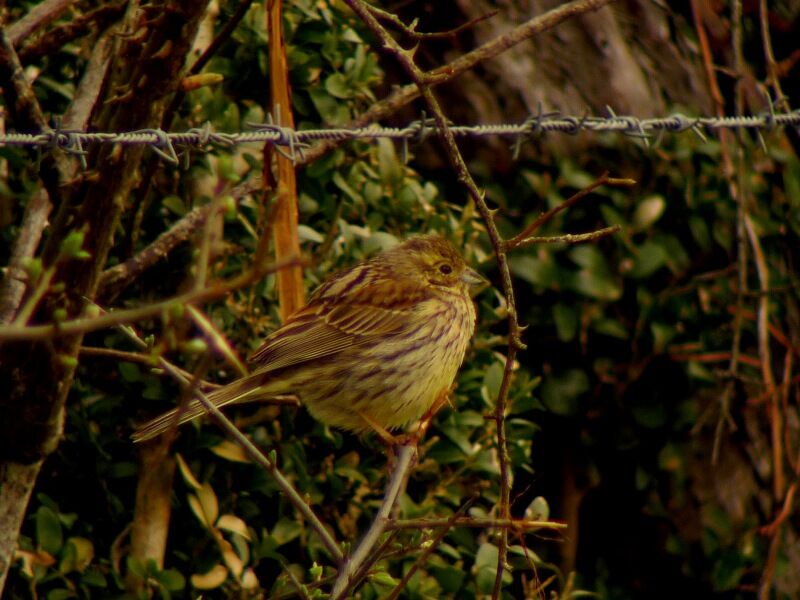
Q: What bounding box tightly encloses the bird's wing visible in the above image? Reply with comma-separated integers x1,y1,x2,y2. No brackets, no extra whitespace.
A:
248,265,430,371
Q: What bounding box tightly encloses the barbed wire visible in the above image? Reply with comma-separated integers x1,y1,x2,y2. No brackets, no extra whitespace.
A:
1,109,798,166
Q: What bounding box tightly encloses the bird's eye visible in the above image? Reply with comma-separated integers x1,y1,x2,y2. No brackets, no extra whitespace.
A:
438,263,453,275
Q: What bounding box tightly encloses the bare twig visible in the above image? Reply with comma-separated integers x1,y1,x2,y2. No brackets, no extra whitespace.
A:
366,4,497,40
385,517,567,531
265,1,305,321
0,254,305,342
509,226,620,249
758,0,789,113
383,498,478,600
0,188,52,324
745,215,782,499
61,28,113,131
340,2,616,596
330,445,417,599
16,3,126,64
7,0,73,46
503,174,633,250
98,203,215,302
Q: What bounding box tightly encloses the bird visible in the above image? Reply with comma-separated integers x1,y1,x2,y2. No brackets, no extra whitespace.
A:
132,233,483,443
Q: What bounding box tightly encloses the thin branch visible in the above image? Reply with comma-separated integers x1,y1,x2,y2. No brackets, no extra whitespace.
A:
151,359,344,564
503,174,633,250
0,255,305,342
61,27,114,131
385,517,568,531
508,226,621,250
0,28,70,198
367,4,498,40
7,0,73,46
383,498,478,600
98,203,214,302
0,188,52,324
78,346,198,382
16,3,126,64
758,0,789,113
161,0,255,122
745,215,782,499
330,445,417,599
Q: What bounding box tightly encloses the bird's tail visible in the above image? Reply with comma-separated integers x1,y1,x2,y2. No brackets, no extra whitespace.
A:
131,374,268,443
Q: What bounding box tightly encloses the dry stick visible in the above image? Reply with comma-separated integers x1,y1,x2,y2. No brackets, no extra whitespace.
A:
511,227,620,249
15,3,125,64
0,188,52,324
691,0,746,466
341,3,524,597
7,0,73,46
366,4,498,40
386,517,567,531
99,203,211,299
330,445,417,599
780,352,798,475
504,174,634,249
758,0,789,113
266,0,305,321
186,306,248,377
745,215,782,499
383,498,478,600
0,254,305,342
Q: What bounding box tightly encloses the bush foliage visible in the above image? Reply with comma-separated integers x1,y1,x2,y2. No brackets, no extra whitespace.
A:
1,1,798,599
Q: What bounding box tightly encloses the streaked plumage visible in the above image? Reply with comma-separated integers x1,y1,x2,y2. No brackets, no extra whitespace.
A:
132,234,480,442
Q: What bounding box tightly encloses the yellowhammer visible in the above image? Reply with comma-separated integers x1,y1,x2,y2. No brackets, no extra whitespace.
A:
132,234,483,442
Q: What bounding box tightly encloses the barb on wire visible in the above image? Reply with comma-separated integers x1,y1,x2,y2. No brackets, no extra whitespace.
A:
2,110,798,165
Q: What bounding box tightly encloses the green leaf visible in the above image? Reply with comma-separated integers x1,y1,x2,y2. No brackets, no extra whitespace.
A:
431,565,465,593
540,369,589,416
308,86,349,124
162,195,186,216
473,543,511,593
553,303,578,341
59,230,87,260
480,361,504,404
118,362,140,382
508,253,559,288
369,571,398,588
156,568,186,591
628,240,668,279
524,496,550,521
569,246,622,301
632,194,665,230
271,519,302,545
324,72,352,98
36,506,63,555
376,138,401,184
298,224,324,243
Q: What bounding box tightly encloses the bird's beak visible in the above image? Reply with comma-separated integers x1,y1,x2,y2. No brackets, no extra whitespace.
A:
462,267,488,291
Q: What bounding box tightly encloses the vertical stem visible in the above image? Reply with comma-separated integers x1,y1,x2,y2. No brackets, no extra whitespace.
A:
266,0,305,321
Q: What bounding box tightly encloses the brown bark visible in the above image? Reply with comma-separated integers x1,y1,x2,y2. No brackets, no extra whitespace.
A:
0,1,210,594
442,1,713,165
